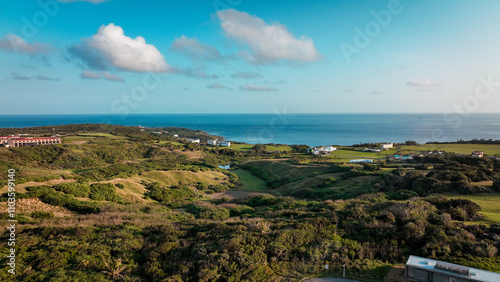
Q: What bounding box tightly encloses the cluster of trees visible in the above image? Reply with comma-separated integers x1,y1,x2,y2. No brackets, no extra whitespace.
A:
1,193,499,281
375,155,499,197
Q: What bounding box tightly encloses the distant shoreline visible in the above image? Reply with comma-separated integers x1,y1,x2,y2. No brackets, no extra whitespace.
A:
0,113,500,146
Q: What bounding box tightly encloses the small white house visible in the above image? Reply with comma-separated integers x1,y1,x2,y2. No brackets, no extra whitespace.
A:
186,138,200,143
323,146,337,152
217,141,231,147
173,134,178,138
381,143,394,150
207,139,218,145
364,148,381,152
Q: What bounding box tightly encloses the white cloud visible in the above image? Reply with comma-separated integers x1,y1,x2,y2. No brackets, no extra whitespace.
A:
0,34,53,55
80,70,124,82
406,78,442,92
170,35,224,62
230,71,262,79
216,9,321,64
57,0,108,4
180,67,218,79
70,23,170,72
81,70,102,80
102,72,124,82
239,84,278,92
407,78,433,87
207,83,225,89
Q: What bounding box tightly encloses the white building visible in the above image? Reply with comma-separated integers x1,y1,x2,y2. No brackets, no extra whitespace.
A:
381,143,394,150
6,137,61,148
323,146,337,152
207,139,218,146
217,141,231,147
404,255,500,282
186,138,200,143
173,134,178,137
364,148,381,152
309,146,337,155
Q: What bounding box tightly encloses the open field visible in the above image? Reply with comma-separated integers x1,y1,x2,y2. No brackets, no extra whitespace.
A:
232,169,268,191
328,149,389,159
447,193,500,223
395,144,500,155
228,144,293,152
242,159,331,182
129,170,228,187
0,178,76,194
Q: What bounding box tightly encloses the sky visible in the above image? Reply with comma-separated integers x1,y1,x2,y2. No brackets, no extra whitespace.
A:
1,0,500,114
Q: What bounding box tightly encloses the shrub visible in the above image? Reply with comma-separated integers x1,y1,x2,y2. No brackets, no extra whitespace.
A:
493,181,500,192
31,211,54,219
89,183,122,202
53,182,90,198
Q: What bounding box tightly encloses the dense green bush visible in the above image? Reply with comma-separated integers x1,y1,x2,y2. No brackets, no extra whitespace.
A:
89,183,122,202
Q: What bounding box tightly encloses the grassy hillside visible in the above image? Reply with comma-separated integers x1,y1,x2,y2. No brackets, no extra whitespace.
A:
0,125,499,281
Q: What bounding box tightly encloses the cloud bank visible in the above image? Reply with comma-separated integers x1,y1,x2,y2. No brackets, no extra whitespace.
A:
216,9,321,64
170,35,224,62
0,34,53,55
69,23,170,73
239,84,277,92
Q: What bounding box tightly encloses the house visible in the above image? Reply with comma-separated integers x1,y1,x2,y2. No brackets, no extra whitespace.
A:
404,255,500,282
186,138,200,143
207,139,218,146
308,146,337,155
471,151,484,158
364,148,381,152
381,143,394,150
173,134,178,137
217,141,231,147
323,146,337,152
6,137,61,148
350,159,373,163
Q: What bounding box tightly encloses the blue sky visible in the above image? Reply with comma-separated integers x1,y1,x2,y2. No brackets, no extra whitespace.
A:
1,0,500,114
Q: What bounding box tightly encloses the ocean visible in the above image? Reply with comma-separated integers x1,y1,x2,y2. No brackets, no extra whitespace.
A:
0,113,499,146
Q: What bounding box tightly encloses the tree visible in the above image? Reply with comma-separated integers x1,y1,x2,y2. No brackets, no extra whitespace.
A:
102,258,127,280
251,144,267,156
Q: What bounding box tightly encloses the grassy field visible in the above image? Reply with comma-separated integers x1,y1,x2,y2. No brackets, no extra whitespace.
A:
232,169,268,191
447,193,500,223
242,159,331,182
395,144,500,155
328,149,388,158
130,170,228,187
228,144,293,152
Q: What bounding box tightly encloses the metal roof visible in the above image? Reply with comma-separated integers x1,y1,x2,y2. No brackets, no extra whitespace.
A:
406,255,500,282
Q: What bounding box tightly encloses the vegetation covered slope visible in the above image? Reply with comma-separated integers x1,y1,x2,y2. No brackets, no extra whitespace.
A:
0,125,499,281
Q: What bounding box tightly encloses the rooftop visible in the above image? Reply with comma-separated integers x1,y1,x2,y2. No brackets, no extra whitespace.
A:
406,255,500,282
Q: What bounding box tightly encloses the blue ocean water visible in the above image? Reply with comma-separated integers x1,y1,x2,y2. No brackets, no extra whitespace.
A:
0,113,499,146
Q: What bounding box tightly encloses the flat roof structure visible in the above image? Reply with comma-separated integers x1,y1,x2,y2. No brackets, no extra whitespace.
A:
404,255,500,282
